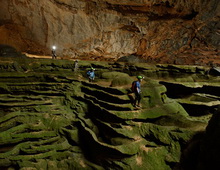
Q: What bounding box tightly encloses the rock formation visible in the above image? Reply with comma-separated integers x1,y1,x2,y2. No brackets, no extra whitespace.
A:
1,47,220,169
0,0,219,65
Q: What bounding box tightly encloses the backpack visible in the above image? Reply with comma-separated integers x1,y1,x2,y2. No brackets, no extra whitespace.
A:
131,81,137,92
87,71,91,76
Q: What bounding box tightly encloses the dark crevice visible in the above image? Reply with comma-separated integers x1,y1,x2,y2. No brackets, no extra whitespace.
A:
85,94,131,111
106,2,198,21
132,117,163,123
74,96,126,123
181,103,217,116
106,3,148,15
176,131,205,170
81,81,125,95
120,24,140,33
182,10,198,20
145,144,157,148
81,86,129,104
143,133,170,147
160,81,220,98
93,119,134,145
78,124,132,165
51,0,77,12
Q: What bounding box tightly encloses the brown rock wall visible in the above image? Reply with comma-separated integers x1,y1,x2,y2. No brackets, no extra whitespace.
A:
0,0,219,64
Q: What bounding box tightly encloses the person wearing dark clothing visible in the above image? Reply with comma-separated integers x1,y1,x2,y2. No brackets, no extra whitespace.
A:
132,75,144,108
87,68,95,82
52,46,57,59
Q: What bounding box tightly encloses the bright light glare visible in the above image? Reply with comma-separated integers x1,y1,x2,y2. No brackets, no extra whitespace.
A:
52,46,56,50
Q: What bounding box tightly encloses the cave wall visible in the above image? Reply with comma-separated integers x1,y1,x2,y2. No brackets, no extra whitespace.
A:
0,0,219,64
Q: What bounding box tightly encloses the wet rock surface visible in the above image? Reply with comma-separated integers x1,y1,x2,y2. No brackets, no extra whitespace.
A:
0,52,219,169
0,0,219,65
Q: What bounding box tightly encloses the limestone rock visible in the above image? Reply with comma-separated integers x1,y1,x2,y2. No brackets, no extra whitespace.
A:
0,56,212,169
0,0,219,65
196,108,220,170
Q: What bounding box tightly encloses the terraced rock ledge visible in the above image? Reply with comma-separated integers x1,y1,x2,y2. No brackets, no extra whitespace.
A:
0,55,219,169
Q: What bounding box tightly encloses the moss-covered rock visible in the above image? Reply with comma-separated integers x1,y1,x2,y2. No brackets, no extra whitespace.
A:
101,71,129,79
0,57,212,170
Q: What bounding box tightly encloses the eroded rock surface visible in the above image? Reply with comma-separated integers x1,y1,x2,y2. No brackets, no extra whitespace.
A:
0,0,219,65
0,55,215,169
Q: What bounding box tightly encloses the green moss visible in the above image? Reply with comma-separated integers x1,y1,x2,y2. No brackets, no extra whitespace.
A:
0,83,9,93
0,57,211,169
111,76,133,87
102,71,129,79
21,139,71,154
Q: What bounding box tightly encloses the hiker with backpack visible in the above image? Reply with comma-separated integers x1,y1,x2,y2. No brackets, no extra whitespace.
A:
131,75,144,108
87,67,95,82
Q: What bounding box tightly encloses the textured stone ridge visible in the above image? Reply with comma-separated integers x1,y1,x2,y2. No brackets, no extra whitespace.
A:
0,55,214,169
0,0,219,65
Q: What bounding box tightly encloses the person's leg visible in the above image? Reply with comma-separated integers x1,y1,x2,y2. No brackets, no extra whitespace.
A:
134,92,138,107
137,93,141,107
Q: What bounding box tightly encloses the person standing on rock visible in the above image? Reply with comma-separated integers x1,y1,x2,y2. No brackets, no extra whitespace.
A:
131,75,144,108
87,67,95,82
52,46,57,59
74,60,78,72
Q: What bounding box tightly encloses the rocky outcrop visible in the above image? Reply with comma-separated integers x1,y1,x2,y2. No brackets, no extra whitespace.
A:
0,0,219,65
0,53,216,169
176,107,220,170
196,107,220,170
